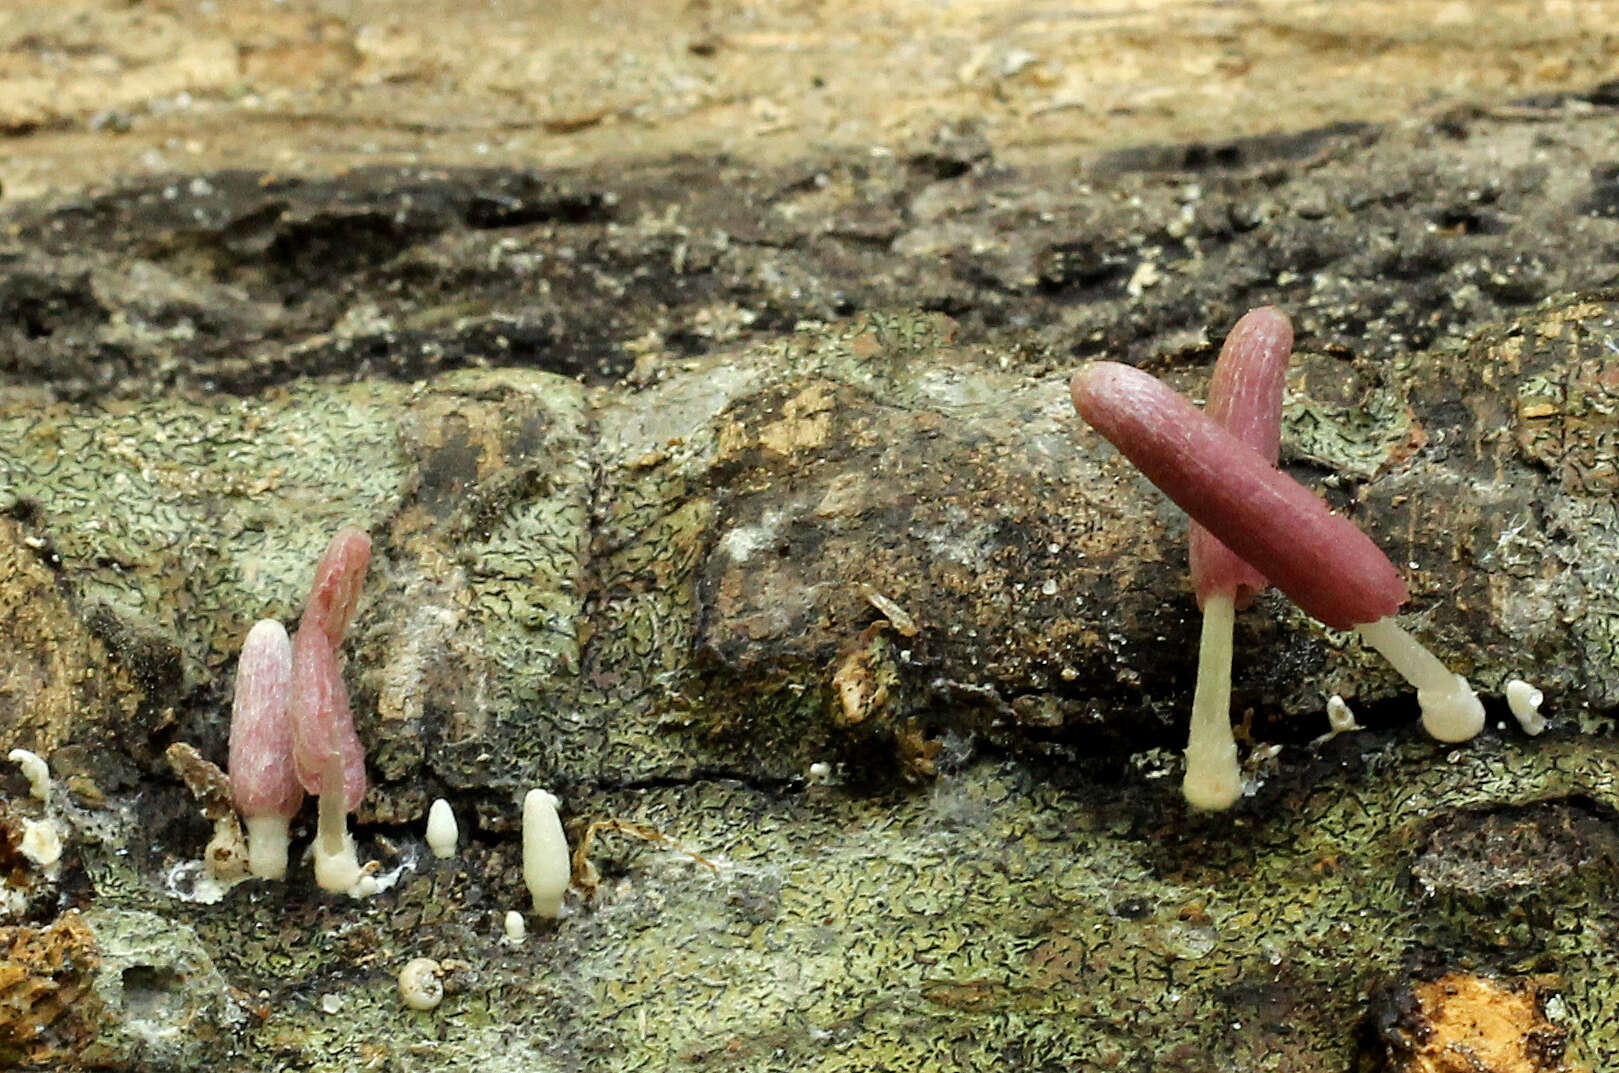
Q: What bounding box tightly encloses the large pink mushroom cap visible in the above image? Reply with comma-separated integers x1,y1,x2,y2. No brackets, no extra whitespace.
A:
1071,360,1408,631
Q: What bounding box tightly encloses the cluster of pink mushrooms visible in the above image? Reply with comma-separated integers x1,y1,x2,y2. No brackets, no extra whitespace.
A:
223,528,573,916
221,311,1497,864
228,528,374,893
1071,308,1488,810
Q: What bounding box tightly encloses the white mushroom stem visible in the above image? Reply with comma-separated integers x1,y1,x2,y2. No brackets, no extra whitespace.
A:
426,798,458,859
244,815,293,880
1505,679,1546,735
522,789,570,918
1183,591,1243,811
1353,617,1485,743
313,751,365,896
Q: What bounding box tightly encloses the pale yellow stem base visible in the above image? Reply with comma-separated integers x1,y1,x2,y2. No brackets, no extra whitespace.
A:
1184,592,1243,811
314,752,370,897
1354,617,1484,743
244,814,291,880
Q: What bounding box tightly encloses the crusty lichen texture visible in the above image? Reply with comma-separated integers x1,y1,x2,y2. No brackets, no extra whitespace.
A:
3,299,1619,1068
45,738,1609,1072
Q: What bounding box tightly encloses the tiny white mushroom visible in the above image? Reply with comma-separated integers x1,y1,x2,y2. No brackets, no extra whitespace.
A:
19,819,62,869
522,789,570,919
8,749,50,802
426,798,458,859
1505,679,1547,736
398,958,444,1011
1326,695,1361,736
503,910,527,944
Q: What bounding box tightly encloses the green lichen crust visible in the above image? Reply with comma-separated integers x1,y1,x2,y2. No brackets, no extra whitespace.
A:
58,732,1619,1072
6,301,1619,795
78,908,237,1070
6,299,1619,1066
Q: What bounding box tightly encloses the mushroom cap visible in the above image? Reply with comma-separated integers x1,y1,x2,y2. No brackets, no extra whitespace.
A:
289,626,367,812
1189,307,1292,609
1071,360,1407,630
301,527,372,648
228,619,303,819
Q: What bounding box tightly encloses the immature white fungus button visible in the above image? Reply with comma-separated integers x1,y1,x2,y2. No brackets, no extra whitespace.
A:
503,910,527,944
8,749,50,802
19,819,62,868
522,789,570,919
1505,679,1546,735
1326,695,1361,736
398,958,444,1011
426,798,458,859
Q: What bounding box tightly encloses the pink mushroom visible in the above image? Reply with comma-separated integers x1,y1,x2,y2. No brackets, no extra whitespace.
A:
289,527,373,895
1071,359,1484,746
228,618,300,878
1182,308,1292,810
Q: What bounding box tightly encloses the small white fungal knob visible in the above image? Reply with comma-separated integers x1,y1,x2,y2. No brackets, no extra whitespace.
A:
522,789,570,919
19,819,62,868
1505,679,1546,735
503,910,527,944
1326,695,1361,736
398,958,444,1011
426,798,458,859
8,749,50,802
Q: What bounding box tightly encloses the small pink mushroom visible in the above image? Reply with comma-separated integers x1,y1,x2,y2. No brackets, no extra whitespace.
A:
227,619,301,878
289,527,374,894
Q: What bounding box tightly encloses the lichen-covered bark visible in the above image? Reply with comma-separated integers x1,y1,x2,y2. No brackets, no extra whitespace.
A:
3,135,1619,1069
